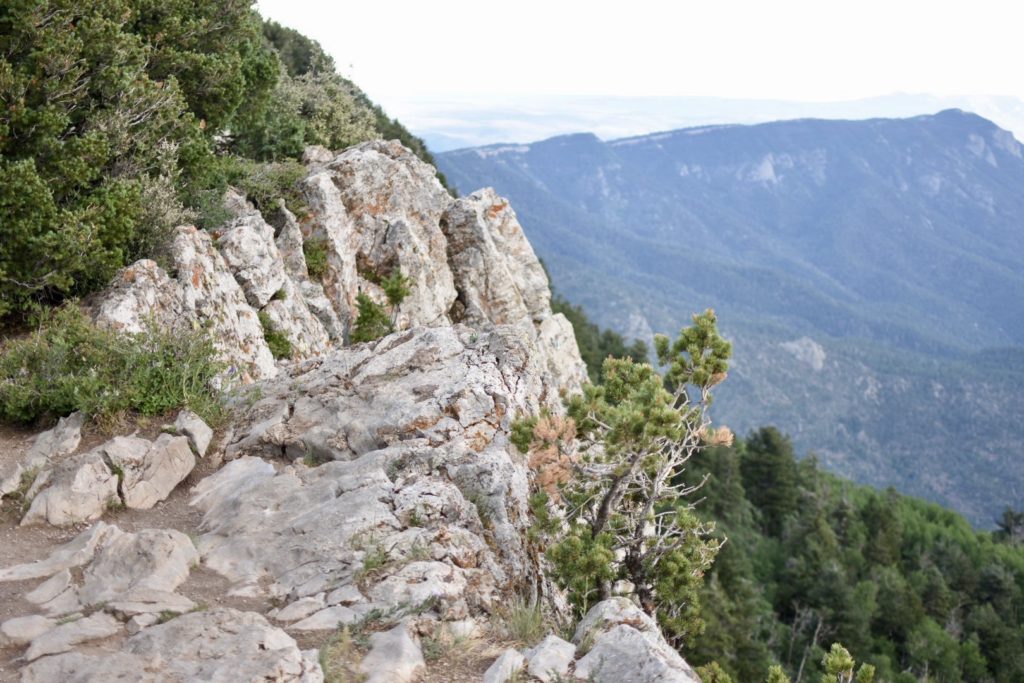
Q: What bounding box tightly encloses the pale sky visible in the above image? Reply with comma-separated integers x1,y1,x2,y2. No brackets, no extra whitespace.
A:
256,0,1024,103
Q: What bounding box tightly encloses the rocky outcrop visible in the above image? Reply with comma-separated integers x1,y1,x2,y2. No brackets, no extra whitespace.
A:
12,415,203,526
570,599,702,682
94,229,277,382
91,140,587,398
195,326,540,622
302,140,457,334
0,140,711,682
443,188,588,397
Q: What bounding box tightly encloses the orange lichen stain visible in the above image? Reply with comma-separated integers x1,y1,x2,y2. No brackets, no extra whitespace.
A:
487,201,508,219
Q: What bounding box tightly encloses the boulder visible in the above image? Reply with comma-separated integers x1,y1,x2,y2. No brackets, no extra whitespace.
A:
1,411,83,498
483,648,526,683
358,621,424,683
24,612,121,661
76,528,198,608
174,410,214,457
20,451,118,526
103,434,195,510
523,634,576,682
572,598,701,683
0,615,55,647
0,523,119,582
215,213,289,309
92,259,186,336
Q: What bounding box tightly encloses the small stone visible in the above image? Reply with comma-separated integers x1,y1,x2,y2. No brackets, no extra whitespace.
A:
174,410,214,457
358,621,424,683
524,634,576,682
125,613,159,635
0,615,56,647
483,648,526,683
325,584,365,606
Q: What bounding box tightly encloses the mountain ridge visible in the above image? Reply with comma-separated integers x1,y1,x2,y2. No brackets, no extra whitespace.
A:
437,109,1024,526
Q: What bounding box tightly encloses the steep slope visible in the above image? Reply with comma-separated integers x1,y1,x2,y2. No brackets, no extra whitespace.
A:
1,142,700,682
438,111,1024,525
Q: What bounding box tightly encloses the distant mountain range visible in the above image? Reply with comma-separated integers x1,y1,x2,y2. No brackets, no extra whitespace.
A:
392,93,1024,151
437,109,1024,526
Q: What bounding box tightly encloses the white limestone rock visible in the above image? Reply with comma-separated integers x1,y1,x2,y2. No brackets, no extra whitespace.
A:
103,434,195,510
358,621,424,683
24,612,121,662
216,213,289,309
0,523,119,582
442,188,588,398
20,608,323,683
301,140,457,335
76,528,198,608
572,598,701,683
0,615,55,647
170,225,278,382
174,409,214,457
524,634,576,682
483,648,526,683
19,451,118,526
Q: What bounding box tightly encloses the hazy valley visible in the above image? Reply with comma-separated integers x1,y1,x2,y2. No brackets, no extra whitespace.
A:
439,110,1024,525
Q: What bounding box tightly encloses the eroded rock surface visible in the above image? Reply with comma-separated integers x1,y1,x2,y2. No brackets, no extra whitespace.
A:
193,326,544,628
303,140,457,335
571,599,702,683
20,608,322,683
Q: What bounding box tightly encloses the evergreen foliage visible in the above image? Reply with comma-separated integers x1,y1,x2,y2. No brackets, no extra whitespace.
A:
534,310,731,643
349,293,392,344
685,428,1024,682
0,6,448,322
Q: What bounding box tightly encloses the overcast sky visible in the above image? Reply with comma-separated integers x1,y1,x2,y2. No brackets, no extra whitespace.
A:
256,0,1024,103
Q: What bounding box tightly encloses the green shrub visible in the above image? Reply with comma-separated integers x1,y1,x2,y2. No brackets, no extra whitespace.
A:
303,239,329,281
0,305,223,425
0,0,276,320
349,293,393,344
258,311,293,360
222,158,308,220
380,271,412,308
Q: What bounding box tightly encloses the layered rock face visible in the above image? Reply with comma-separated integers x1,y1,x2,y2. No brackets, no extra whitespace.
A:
93,139,587,397
0,142,694,681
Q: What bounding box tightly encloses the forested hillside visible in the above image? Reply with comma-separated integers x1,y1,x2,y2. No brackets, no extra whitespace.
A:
437,114,1024,526
688,427,1024,683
